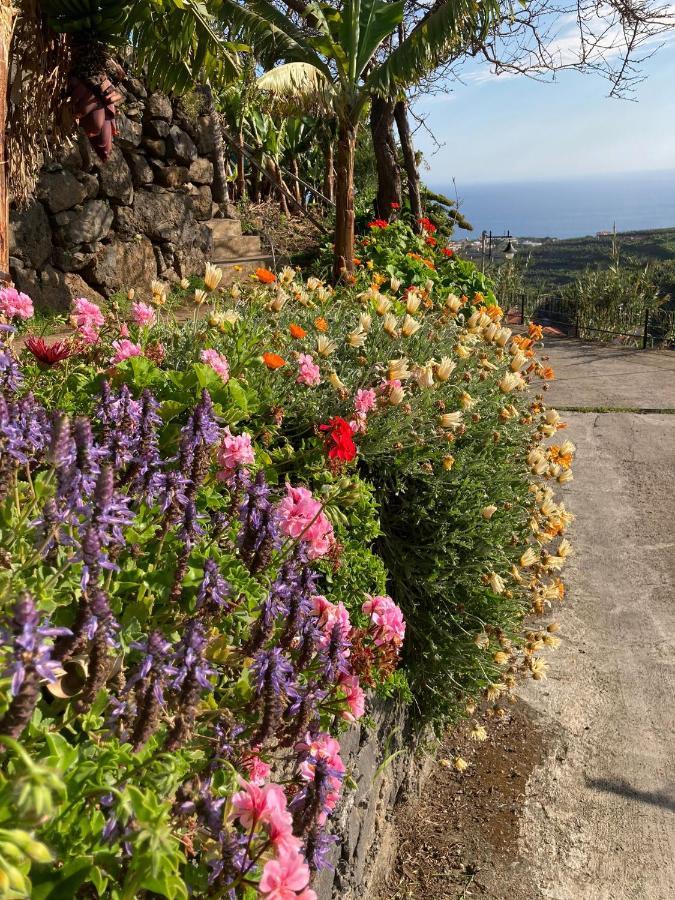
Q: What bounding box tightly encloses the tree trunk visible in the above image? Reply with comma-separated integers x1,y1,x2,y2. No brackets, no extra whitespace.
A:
250,164,260,203
370,95,401,219
333,119,357,283
271,162,290,216
394,99,423,232
0,3,15,283
236,124,246,200
323,138,335,205
203,85,229,209
290,158,303,208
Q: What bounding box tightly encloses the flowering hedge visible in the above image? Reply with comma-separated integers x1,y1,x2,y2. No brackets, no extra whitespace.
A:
0,221,573,898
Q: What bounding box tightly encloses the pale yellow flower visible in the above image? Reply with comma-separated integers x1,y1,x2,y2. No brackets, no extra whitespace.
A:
483,322,499,343
204,263,223,292
180,278,190,290
499,372,524,393
414,364,434,389
388,358,411,381
493,650,510,665
306,276,322,291
424,278,434,294
558,469,574,485
520,547,539,567
359,313,372,332
474,632,490,649
445,294,462,314
486,682,506,701
470,723,488,742
557,538,572,559
315,286,331,302
435,357,456,382
222,310,240,325
459,391,476,410
481,505,498,520
127,288,135,301
194,289,208,306
151,280,167,305
390,276,402,292
510,352,528,372
230,283,242,300
439,411,463,429
374,296,392,316
454,756,469,773
347,329,367,348
316,335,338,357
279,266,296,285
383,313,399,338
543,633,561,649
389,386,405,405
489,572,505,594
328,372,346,391
495,326,512,347
544,408,561,426
530,657,549,680
405,292,421,314
401,315,421,337
442,454,455,470
455,344,471,359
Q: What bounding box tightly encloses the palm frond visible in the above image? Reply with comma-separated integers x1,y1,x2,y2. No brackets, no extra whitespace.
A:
257,61,336,115
365,0,500,97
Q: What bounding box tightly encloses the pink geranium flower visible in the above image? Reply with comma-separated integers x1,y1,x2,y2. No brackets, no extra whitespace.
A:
354,388,376,416
71,297,105,330
296,353,321,387
217,427,254,478
77,323,101,345
362,594,406,648
295,732,345,825
339,673,366,722
110,339,142,365
0,287,34,320
131,301,156,327
259,848,315,900
311,595,351,647
201,348,230,383
231,781,287,830
242,754,271,787
277,485,334,560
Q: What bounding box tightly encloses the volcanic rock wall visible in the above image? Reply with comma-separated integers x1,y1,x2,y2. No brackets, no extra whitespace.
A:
9,77,220,310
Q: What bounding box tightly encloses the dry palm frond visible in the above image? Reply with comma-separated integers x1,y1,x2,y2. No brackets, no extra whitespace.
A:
7,0,74,206
256,62,335,116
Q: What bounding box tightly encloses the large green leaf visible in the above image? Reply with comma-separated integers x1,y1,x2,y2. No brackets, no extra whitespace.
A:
354,0,405,81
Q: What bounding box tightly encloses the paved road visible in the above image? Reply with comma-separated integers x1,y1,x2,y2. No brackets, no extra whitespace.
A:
518,340,675,900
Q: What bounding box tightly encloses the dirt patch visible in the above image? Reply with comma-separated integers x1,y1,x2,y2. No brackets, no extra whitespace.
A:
374,702,552,900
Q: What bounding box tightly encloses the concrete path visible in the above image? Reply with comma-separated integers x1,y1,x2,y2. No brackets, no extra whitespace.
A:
518,339,675,900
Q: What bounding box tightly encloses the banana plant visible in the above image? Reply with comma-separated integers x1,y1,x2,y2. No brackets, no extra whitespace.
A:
220,0,500,280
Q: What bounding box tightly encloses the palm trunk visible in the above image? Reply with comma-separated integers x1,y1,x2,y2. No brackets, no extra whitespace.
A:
236,124,246,200
203,85,228,209
370,95,401,219
333,119,357,283
323,139,334,205
272,162,290,216
250,165,260,203
0,3,15,283
394,99,422,232
290,158,303,208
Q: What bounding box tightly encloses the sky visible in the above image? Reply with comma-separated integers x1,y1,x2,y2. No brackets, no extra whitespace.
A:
414,22,675,187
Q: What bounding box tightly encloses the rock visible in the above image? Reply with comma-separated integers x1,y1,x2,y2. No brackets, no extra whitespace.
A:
194,116,215,156
49,142,83,172
58,199,114,246
124,102,144,121
166,126,198,164
123,75,147,98
188,158,214,185
114,188,194,243
79,173,100,200
9,201,53,269
11,262,104,312
115,113,142,149
125,152,154,187
77,131,96,172
154,166,188,189
87,236,158,295
144,119,170,140
145,92,172,121
53,247,97,272
142,138,166,158
97,144,134,205
188,183,212,221
37,170,87,214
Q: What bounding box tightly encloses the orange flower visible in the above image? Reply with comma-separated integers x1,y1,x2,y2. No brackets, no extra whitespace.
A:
314,317,328,333
484,304,503,321
352,257,361,266
549,445,573,468
539,366,555,380
528,323,543,340
263,352,286,369
289,323,307,339
473,292,485,304
512,335,534,351
255,268,277,284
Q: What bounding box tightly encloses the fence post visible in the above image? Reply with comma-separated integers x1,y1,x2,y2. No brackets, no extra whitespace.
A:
642,309,650,350
520,294,525,325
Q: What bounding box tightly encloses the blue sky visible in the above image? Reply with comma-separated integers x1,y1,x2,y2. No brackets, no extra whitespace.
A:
415,37,675,187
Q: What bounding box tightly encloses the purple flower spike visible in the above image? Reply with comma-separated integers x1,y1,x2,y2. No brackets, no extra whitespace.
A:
196,558,231,615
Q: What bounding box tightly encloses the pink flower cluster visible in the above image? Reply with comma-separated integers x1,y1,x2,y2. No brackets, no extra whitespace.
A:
338,673,365,722
311,595,351,648
231,781,316,900
0,287,33,320
110,339,142,365
354,388,376,416
200,348,230,383
242,753,271,787
217,427,255,479
71,297,105,344
362,594,406,648
296,353,321,387
296,732,345,825
277,485,334,560
131,301,156,327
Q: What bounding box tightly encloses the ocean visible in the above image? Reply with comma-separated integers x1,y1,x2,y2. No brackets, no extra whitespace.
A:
432,170,675,240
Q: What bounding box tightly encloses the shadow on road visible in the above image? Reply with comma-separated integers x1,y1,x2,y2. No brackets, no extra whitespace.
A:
585,776,675,813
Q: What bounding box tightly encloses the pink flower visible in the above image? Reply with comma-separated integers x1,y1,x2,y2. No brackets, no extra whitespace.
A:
296,732,345,824
77,323,100,345
339,674,365,722
259,848,314,900
296,353,321,387
110,339,142,365
131,301,156,327
311,595,351,647
277,485,334,560
267,807,302,855
243,754,271,787
201,348,230,382
354,388,376,416
231,781,287,830
217,427,254,478
0,287,34,320
71,297,105,330
119,322,130,338
362,594,406,648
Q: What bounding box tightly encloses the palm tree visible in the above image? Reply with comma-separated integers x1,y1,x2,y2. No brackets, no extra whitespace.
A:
222,0,499,280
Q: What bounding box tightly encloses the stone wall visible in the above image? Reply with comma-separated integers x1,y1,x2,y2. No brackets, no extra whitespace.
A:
314,699,434,899
9,77,220,310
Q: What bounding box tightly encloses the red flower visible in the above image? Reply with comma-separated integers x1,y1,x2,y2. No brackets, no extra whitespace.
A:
390,202,401,209
367,219,389,229
441,247,454,257
319,416,357,462
24,336,75,366
425,235,437,247
418,216,437,233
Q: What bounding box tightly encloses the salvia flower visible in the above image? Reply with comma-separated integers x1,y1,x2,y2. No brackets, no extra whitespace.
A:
0,338,23,393
196,558,232,614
